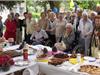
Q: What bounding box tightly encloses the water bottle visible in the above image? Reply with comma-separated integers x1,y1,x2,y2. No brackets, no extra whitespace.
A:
77,53,81,63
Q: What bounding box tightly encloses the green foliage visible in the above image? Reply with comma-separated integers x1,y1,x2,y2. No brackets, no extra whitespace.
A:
32,12,40,19
0,1,24,11
75,0,100,10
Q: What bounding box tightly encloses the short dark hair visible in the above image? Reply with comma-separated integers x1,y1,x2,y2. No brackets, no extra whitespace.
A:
15,13,20,17
24,12,28,15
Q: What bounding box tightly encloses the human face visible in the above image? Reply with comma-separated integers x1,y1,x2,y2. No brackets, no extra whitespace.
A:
28,13,32,19
15,14,19,20
83,15,88,21
41,12,45,18
24,13,28,19
8,15,12,20
91,13,95,19
50,13,55,20
34,24,41,32
58,13,63,20
66,26,72,33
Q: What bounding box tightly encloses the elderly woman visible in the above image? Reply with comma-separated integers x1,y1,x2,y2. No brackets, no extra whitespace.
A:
78,11,93,56
55,23,75,52
55,13,67,42
30,23,48,45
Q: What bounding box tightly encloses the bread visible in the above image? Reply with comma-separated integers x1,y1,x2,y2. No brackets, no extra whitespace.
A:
79,65,100,75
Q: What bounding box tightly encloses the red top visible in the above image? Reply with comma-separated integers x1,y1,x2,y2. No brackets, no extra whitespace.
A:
4,19,17,41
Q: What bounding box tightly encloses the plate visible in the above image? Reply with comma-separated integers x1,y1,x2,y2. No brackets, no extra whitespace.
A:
84,56,96,62
15,59,29,66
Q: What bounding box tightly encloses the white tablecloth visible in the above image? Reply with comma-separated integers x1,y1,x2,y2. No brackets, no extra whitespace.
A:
1,45,99,75
38,62,81,75
0,55,39,75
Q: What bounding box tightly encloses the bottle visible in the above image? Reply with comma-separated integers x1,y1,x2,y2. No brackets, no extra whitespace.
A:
23,49,28,61
77,53,81,63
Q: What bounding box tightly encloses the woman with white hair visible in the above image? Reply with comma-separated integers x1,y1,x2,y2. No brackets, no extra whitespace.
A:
55,23,75,52
78,11,93,56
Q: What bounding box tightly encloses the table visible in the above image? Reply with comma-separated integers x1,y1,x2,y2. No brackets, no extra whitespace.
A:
38,62,81,75
1,45,100,75
0,55,39,75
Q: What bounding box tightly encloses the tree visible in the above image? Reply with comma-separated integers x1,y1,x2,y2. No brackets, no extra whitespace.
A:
75,0,100,10
0,1,24,11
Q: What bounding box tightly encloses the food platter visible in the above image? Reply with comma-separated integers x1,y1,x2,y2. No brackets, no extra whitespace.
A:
69,62,100,75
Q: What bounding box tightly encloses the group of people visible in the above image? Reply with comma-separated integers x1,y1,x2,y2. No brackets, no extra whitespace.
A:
0,6,100,56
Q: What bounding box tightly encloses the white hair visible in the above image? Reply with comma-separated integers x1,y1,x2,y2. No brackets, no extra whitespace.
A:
66,23,73,29
92,11,97,16
82,11,88,16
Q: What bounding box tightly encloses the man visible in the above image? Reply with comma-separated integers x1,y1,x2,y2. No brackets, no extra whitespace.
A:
23,12,28,41
30,24,48,45
26,13,36,44
0,16,3,37
78,11,93,56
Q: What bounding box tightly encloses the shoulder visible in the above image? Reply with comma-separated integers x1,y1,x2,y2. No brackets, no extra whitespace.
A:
88,19,92,24
41,29,46,32
79,18,83,22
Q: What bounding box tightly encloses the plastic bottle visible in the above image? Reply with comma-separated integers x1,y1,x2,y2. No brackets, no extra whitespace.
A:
77,53,81,63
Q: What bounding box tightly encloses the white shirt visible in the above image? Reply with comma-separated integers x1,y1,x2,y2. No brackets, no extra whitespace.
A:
30,29,48,42
26,18,36,34
78,18,93,38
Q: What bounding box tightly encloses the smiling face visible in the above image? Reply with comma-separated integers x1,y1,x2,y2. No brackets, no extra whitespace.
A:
49,12,55,20
82,14,88,21
34,24,41,32
58,13,64,20
65,23,73,34
66,26,72,33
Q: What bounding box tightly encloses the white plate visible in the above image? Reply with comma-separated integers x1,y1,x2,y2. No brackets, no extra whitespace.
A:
84,56,96,62
15,59,29,66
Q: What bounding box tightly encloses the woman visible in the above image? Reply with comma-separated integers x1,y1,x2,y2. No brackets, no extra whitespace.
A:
55,13,67,42
78,12,93,56
46,12,56,46
38,12,47,30
55,23,75,52
14,13,23,44
4,14,16,41
26,13,36,44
